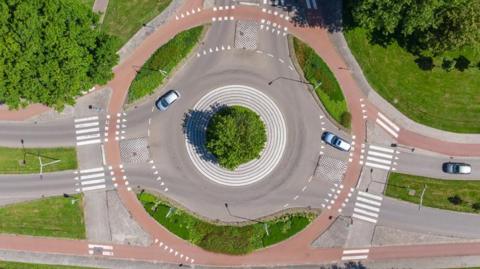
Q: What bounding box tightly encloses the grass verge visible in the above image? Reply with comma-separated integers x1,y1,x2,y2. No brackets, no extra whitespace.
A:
292,37,350,128
138,192,316,255
101,0,173,48
0,195,86,239
0,261,94,269
385,172,480,213
344,27,480,133
78,0,94,9
0,146,77,174
127,26,204,103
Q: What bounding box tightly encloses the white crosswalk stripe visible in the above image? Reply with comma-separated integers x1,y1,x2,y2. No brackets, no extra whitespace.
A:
75,167,106,193
351,191,383,224
376,112,400,138
341,248,369,260
362,144,399,171
74,116,102,146
88,244,114,256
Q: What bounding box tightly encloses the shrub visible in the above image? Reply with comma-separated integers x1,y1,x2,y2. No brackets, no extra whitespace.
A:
472,202,480,211
340,112,352,128
441,57,456,72
455,55,471,71
447,194,463,205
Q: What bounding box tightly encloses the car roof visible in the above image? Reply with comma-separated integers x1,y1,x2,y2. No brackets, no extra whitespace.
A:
164,91,178,103
458,164,471,173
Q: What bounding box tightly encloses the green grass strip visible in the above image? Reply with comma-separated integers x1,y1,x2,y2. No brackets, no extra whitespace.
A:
0,146,77,174
344,27,480,133
0,195,86,239
386,172,480,213
138,192,316,255
0,261,95,269
127,26,204,103
101,0,173,48
292,37,350,128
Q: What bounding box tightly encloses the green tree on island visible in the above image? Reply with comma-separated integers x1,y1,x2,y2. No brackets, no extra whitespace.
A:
206,106,267,170
349,0,480,54
0,0,119,110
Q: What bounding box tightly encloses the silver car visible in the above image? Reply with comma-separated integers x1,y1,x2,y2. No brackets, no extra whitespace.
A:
155,90,180,111
442,162,471,174
321,131,351,152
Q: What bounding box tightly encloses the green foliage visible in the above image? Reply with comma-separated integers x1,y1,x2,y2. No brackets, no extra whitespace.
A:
348,0,480,54
344,27,480,133
448,195,463,205
0,0,118,110
206,106,267,170
138,192,316,255
0,146,77,174
0,195,85,239
0,261,94,269
292,37,349,128
442,57,456,72
101,0,173,48
386,173,480,213
127,26,203,103
340,112,352,129
472,202,480,211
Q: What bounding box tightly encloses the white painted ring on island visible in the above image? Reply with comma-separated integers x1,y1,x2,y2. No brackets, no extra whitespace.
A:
184,85,287,186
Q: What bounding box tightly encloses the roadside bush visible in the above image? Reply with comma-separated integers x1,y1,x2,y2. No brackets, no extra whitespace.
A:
455,55,471,71
340,112,352,128
441,57,456,72
447,194,463,205
472,202,480,211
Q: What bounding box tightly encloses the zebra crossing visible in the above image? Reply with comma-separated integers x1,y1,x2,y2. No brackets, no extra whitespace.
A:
88,244,113,256
360,144,399,171
376,112,400,138
341,248,370,261
74,167,107,192
352,191,383,224
74,116,102,146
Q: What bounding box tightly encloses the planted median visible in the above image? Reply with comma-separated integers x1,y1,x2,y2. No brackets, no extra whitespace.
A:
386,172,480,213
138,192,317,255
292,37,350,128
127,26,204,103
0,195,85,239
0,146,77,174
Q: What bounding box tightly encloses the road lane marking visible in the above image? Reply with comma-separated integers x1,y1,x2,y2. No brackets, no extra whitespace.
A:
75,127,100,134
356,196,382,206
378,112,399,131
358,191,383,201
352,213,377,223
79,167,104,174
77,139,101,146
74,116,99,123
369,145,394,153
75,121,99,129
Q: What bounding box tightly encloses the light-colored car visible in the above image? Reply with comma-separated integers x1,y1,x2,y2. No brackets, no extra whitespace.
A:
155,90,180,111
321,131,351,152
442,162,471,174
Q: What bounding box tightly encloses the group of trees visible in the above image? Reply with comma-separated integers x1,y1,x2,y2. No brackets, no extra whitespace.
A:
349,0,480,55
0,0,118,110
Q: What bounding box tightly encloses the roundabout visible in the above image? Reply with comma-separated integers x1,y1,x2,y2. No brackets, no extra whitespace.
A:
184,84,287,186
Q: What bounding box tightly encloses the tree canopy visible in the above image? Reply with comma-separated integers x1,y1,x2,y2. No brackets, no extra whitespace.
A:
206,106,267,171
0,0,118,110
349,0,480,54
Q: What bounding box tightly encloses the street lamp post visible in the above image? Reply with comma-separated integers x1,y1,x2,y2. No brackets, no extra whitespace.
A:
391,143,415,152
20,139,26,165
268,76,320,90
224,203,269,235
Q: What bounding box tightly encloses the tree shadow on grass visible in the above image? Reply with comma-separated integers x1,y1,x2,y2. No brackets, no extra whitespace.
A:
182,103,227,163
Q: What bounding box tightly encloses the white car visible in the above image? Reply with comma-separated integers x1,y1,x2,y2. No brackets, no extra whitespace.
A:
321,131,351,152
442,162,471,174
155,90,180,111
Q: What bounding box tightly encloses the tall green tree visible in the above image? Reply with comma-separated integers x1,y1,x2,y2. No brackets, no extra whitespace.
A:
350,0,480,54
206,106,267,170
0,0,118,110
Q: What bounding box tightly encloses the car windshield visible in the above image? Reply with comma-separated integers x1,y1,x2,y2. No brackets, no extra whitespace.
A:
161,98,170,107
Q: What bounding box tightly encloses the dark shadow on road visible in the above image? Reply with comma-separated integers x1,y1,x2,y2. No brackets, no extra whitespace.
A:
182,103,227,163
268,0,343,31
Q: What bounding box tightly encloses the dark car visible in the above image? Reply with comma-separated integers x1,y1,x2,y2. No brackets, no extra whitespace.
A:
442,162,471,174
